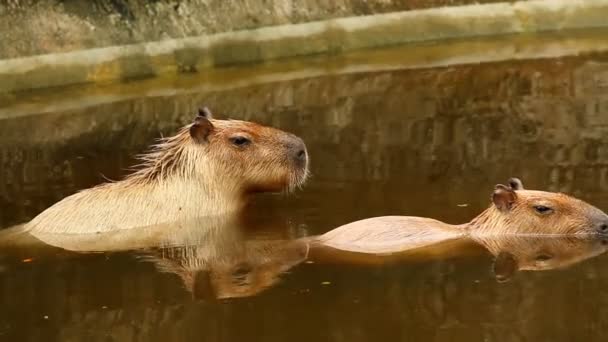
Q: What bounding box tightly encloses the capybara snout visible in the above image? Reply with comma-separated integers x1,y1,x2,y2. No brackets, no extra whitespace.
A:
591,213,608,235
285,135,308,169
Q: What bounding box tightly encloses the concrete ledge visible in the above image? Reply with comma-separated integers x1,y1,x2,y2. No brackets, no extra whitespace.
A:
3,27,608,120
1,0,608,93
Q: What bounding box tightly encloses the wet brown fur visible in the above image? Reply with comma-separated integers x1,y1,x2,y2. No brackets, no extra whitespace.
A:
121,118,308,192
468,190,608,236
25,109,309,234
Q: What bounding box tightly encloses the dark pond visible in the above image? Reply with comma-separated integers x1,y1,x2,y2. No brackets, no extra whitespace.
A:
2,30,608,341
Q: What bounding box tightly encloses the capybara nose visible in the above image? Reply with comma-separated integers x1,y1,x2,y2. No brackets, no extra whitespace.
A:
289,138,308,167
296,149,306,161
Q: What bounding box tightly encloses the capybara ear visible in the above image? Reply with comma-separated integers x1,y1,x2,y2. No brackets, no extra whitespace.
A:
493,252,518,283
492,184,518,212
192,270,217,301
190,116,214,143
508,178,524,190
198,107,213,119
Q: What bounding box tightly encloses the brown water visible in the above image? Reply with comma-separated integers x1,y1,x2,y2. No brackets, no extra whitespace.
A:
3,33,608,341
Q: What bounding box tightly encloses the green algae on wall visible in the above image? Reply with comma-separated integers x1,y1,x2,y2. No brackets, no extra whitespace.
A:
1,0,608,93
0,0,517,59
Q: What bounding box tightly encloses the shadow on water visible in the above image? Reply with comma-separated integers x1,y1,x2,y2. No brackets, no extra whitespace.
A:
3,31,608,341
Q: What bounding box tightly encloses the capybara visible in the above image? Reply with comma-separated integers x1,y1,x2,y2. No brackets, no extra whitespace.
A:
316,178,608,254
24,107,309,234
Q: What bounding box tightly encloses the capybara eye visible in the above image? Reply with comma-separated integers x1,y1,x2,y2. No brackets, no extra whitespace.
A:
535,254,553,261
230,136,251,147
231,264,252,284
533,205,553,214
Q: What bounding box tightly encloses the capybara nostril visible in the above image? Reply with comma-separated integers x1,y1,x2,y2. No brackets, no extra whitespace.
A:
297,149,306,161
293,148,308,168
600,223,608,234
288,138,308,167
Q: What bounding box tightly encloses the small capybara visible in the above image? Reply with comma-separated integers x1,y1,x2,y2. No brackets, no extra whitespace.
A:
25,107,309,234
316,178,608,254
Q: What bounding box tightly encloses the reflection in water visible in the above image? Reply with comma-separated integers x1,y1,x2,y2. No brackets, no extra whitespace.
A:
2,212,309,300
3,36,608,341
146,238,308,300
4,212,607,299
309,225,608,278
476,235,608,282
1,217,607,341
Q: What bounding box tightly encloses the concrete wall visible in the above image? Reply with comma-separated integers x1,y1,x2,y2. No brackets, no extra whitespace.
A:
2,0,608,92
0,0,513,59
2,49,608,227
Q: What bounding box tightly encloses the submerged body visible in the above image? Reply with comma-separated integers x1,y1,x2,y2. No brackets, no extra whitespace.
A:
317,179,608,254
317,216,465,255
24,108,309,235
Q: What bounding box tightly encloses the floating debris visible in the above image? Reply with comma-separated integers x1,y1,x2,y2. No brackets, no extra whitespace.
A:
457,203,469,207
22,258,33,263
321,281,331,285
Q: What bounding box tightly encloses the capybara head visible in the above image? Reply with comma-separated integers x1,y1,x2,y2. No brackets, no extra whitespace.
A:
188,107,309,193
474,178,608,235
132,107,309,194
480,236,608,282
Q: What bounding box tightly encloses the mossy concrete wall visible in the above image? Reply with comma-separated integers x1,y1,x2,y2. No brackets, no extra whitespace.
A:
0,0,514,59
1,0,608,92
3,48,608,226
3,28,608,121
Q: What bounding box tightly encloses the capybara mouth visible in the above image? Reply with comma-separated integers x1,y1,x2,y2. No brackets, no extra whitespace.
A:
246,169,308,194
289,160,310,192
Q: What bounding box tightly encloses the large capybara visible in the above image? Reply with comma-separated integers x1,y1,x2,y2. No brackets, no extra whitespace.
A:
315,178,608,254
22,107,309,234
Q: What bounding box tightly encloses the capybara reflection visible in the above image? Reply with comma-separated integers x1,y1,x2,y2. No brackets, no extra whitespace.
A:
480,236,608,282
316,178,608,254
14,212,310,300
148,239,309,300
25,107,309,234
